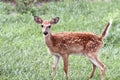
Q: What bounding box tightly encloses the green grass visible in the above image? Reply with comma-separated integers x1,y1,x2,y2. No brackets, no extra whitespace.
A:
0,0,120,80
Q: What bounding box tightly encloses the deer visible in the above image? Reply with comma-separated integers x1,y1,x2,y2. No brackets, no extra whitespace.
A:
34,16,112,80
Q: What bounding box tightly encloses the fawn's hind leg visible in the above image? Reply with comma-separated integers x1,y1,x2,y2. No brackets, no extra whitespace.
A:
89,63,96,79
86,53,106,80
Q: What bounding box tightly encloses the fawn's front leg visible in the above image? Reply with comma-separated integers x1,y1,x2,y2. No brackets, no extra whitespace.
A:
52,55,60,80
62,54,69,80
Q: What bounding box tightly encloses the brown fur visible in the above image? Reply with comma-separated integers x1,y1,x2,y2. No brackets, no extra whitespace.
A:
46,32,103,55
100,23,110,39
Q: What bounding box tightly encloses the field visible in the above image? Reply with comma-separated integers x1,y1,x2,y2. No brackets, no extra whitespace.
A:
0,0,120,80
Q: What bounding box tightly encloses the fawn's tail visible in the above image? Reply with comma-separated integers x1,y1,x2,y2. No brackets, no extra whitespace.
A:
99,19,112,40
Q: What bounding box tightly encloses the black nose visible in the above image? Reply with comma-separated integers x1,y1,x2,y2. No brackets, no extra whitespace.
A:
43,31,48,35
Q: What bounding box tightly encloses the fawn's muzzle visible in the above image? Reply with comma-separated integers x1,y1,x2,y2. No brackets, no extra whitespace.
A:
43,31,48,35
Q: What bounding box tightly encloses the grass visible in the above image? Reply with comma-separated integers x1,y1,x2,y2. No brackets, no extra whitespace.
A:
0,0,120,80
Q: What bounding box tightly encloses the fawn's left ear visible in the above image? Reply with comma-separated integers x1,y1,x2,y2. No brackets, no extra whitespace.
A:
34,16,43,24
50,17,59,24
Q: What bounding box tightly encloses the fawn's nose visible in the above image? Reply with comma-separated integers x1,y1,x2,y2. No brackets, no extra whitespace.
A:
43,31,48,35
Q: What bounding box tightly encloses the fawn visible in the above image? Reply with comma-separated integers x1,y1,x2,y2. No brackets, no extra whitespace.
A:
34,16,112,80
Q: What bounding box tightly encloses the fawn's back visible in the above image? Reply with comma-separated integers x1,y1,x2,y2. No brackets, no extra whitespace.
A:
49,32,103,55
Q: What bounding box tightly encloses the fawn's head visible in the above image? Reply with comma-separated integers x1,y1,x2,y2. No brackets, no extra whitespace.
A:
34,16,59,36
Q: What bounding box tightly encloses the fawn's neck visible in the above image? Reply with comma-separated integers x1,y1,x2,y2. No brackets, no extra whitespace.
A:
44,33,53,48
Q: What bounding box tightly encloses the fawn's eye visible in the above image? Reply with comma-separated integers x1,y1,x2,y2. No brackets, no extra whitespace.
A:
41,25,43,28
48,26,51,28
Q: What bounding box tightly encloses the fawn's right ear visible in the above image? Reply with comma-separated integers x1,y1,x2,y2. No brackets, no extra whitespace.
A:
34,16,43,24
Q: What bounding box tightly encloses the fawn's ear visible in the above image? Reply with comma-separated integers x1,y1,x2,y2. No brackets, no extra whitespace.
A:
34,16,43,24
50,17,59,24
